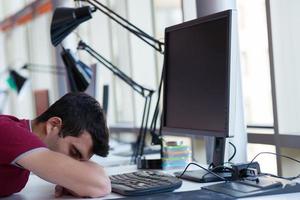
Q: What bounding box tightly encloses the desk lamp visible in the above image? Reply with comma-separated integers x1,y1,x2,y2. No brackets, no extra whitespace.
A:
7,70,27,93
22,61,92,93
60,48,93,92
9,60,91,93
0,70,26,111
50,2,164,168
1,68,27,93
50,2,164,54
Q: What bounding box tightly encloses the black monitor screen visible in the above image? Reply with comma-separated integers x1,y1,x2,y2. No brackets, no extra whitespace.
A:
162,10,232,138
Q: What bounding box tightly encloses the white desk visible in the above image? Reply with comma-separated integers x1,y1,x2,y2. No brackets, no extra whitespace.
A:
3,140,300,199
3,164,300,200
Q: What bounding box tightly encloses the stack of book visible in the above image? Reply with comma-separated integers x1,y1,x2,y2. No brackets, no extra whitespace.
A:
162,144,191,170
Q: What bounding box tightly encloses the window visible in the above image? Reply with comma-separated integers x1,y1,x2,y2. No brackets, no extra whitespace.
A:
238,0,300,177
237,0,273,127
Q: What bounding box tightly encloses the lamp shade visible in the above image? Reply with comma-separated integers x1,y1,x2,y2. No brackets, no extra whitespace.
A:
51,6,93,46
61,48,92,92
7,70,27,93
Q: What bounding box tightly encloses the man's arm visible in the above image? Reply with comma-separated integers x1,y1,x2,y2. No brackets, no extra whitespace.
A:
17,149,111,198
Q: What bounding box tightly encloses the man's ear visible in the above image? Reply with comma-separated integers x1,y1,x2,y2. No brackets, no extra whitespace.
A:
45,117,62,136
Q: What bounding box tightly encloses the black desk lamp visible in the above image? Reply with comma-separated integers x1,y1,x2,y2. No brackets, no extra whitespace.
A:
50,2,164,168
23,57,92,93
51,6,95,46
7,70,27,93
2,68,28,93
14,60,91,93
50,2,164,54
60,48,93,92
0,71,26,112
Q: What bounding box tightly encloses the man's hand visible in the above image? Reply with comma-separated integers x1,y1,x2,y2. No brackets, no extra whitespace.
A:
55,185,81,198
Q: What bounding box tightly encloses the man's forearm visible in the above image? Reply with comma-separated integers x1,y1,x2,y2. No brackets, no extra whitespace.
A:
17,150,111,197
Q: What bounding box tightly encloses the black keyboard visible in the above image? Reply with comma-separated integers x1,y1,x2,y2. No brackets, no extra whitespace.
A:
110,170,183,196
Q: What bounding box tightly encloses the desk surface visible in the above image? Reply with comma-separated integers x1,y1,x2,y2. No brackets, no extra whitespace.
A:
3,164,300,200
2,141,300,199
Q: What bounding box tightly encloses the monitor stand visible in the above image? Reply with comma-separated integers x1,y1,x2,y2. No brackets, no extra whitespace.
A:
174,137,233,182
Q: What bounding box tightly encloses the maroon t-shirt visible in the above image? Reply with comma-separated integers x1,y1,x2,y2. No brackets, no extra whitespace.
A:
0,115,47,197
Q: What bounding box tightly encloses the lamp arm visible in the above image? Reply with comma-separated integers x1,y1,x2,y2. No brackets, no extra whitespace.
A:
22,63,66,75
89,0,158,42
77,40,154,97
24,63,66,70
77,0,164,54
137,93,153,157
0,89,8,94
78,40,160,161
23,66,65,76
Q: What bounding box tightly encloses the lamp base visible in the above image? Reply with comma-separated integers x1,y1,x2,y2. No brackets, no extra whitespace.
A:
137,157,162,169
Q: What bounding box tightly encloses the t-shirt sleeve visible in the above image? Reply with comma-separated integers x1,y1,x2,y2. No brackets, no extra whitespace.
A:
0,120,47,164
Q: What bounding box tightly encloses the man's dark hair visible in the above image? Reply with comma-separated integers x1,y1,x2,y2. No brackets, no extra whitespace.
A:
35,92,109,157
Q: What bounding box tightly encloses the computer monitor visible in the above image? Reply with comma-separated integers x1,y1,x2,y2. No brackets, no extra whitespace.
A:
162,10,235,182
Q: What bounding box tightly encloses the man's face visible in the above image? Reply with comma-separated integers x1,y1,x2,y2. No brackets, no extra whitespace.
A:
47,130,94,161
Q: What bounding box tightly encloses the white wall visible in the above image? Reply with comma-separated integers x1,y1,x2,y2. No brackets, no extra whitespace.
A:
127,0,158,127
2,18,35,118
27,13,59,104
0,1,63,118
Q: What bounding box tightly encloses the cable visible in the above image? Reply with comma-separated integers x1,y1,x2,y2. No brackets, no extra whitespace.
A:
228,142,236,162
176,162,228,182
204,142,236,170
208,161,233,170
260,173,300,181
208,164,234,173
246,151,300,176
202,165,234,179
